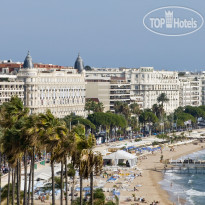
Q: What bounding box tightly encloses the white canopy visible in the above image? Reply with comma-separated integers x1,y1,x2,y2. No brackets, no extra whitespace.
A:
103,150,137,167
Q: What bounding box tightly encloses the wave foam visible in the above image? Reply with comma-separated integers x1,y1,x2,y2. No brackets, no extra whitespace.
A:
186,189,205,196
188,180,193,184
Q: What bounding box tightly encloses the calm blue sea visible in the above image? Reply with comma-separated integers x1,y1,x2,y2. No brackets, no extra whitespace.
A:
159,149,205,205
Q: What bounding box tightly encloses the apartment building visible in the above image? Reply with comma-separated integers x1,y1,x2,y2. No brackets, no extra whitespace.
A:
0,74,24,105
178,72,202,107
85,76,110,111
86,67,179,113
85,75,130,112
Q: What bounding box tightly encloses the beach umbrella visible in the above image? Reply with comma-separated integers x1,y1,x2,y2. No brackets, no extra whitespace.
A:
75,187,80,191
83,187,91,191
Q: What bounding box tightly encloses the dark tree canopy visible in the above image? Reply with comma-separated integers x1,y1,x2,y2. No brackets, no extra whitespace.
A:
64,114,96,130
184,106,205,118
139,111,158,124
88,112,127,128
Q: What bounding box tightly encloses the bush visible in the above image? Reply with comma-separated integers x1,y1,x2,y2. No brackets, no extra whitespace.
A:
117,162,126,166
152,141,159,146
94,188,105,201
135,138,142,142
105,202,116,205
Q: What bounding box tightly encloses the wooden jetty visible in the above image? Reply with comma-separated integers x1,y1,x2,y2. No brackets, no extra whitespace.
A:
164,159,205,174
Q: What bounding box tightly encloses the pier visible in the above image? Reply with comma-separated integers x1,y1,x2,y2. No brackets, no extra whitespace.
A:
164,159,205,174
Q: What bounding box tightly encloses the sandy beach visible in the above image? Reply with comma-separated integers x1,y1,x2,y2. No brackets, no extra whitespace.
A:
135,140,205,205
95,129,205,205
2,131,204,205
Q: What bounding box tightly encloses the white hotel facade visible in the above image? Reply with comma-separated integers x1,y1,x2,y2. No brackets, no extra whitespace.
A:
1,53,204,116
0,52,86,118
86,67,180,113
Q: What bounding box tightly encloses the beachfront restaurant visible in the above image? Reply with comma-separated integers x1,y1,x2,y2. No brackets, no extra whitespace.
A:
103,150,138,167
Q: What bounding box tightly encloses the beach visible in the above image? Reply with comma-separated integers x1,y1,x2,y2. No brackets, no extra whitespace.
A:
136,140,205,205
2,131,204,205
95,129,205,205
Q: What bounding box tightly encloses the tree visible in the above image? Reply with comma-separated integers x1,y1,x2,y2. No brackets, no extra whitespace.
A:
93,189,105,205
185,106,205,118
0,96,29,205
38,110,68,205
80,150,103,205
139,111,158,125
64,114,96,131
88,112,127,128
129,103,141,134
85,99,104,114
23,114,41,205
68,124,96,205
176,112,196,127
88,112,127,140
139,111,158,134
53,128,72,205
152,104,164,119
129,103,141,116
129,117,139,133
114,101,130,119
20,114,42,205
157,93,169,108
0,126,3,205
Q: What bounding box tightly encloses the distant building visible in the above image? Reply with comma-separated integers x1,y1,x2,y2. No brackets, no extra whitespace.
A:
109,77,131,112
178,72,202,107
0,74,24,104
86,76,110,111
86,67,179,113
131,67,179,113
85,75,130,112
0,58,68,74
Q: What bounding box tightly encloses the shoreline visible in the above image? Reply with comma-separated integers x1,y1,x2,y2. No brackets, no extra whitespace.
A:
137,140,205,205
93,128,205,204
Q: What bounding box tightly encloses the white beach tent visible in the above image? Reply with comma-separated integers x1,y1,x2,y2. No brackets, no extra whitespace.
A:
103,150,137,167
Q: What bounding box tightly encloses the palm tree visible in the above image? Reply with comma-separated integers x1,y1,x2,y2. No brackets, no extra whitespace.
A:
0,126,3,205
38,110,68,205
21,114,43,205
114,101,130,119
157,93,169,108
80,150,103,205
85,99,104,113
95,102,104,113
53,124,71,205
21,114,42,205
68,124,96,205
0,96,29,129
0,96,29,205
152,104,164,119
130,103,141,116
7,164,11,205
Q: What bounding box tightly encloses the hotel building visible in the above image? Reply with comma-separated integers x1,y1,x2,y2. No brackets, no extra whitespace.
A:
0,52,86,118
86,67,179,113
178,72,202,107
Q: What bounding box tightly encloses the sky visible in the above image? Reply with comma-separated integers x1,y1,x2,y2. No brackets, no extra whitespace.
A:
0,0,204,71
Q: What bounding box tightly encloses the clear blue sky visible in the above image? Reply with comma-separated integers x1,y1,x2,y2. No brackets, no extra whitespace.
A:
0,0,204,71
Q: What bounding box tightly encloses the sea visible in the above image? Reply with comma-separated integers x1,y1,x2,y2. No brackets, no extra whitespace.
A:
159,149,205,205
